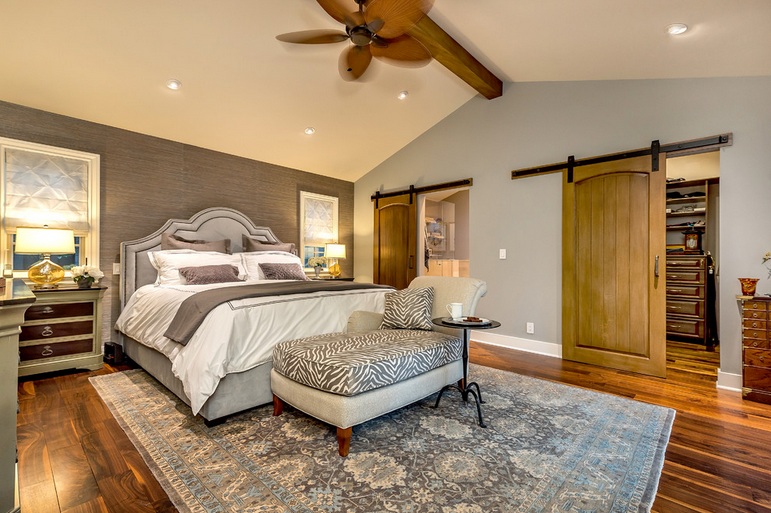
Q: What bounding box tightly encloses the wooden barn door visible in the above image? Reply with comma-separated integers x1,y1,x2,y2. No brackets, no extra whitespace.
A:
562,155,667,377
374,193,417,289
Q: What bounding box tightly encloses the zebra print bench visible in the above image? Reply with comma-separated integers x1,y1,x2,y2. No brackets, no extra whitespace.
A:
271,328,464,456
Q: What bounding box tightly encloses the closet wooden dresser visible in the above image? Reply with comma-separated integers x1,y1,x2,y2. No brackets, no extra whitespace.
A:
740,295,771,404
665,255,716,348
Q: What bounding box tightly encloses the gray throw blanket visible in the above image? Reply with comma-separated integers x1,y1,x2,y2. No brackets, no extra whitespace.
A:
163,281,392,345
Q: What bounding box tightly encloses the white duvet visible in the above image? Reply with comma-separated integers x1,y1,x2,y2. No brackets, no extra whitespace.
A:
115,280,388,414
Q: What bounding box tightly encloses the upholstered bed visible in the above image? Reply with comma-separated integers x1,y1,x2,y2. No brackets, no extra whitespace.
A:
116,207,390,423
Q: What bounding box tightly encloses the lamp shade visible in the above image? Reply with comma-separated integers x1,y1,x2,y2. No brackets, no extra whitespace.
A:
325,243,346,259
15,227,76,255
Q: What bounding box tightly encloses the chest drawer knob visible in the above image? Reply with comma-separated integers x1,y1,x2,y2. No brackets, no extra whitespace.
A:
41,326,54,337
753,312,761,318
41,345,54,357
752,341,760,347
760,355,766,363
752,322,759,328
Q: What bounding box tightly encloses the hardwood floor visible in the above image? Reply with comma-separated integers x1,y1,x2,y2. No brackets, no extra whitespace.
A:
16,341,771,512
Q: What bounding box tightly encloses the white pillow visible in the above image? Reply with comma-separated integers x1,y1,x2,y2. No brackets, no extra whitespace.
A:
240,251,305,281
148,250,245,285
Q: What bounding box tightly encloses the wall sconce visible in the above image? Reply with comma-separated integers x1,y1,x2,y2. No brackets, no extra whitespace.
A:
15,226,75,289
325,243,346,279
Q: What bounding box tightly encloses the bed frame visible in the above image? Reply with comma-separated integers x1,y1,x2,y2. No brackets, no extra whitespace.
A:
118,207,288,424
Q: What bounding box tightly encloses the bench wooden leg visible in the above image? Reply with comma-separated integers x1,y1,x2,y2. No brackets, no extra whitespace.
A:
336,427,352,457
272,394,284,416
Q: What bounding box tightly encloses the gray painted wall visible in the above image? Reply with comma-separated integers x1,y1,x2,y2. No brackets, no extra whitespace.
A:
354,76,771,379
0,100,354,347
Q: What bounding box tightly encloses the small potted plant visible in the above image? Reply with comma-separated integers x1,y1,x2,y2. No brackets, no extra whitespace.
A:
72,265,104,288
307,257,326,278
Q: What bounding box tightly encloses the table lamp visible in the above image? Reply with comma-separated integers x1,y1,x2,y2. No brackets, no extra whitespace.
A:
15,226,76,289
325,243,346,278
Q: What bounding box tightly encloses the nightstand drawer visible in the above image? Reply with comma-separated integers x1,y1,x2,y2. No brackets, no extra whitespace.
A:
666,284,705,299
25,301,94,321
666,270,705,284
19,339,94,362
19,320,93,341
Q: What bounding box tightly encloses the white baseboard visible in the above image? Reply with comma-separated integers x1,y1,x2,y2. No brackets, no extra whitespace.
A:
471,330,561,358
716,369,742,392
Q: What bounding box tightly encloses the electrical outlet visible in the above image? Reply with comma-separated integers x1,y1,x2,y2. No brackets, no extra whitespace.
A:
526,322,534,334
499,248,507,259
113,263,121,275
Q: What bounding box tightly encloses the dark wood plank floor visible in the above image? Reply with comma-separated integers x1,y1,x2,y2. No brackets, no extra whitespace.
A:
16,341,771,512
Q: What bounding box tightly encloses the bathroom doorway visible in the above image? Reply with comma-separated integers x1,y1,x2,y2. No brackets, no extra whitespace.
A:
419,187,470,277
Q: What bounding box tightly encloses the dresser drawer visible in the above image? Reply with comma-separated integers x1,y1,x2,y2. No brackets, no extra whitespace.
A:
666,317,705,338
743,365,771,391
19,339,94,362
666,284,705,299
744,300,770,312
744,309,770,321
745,348,771,368
744,319,768,330
744,336,770,349
666,299,704,318
19,320,93,341
666,270,705,284
665,257,705,269
25,301,93,321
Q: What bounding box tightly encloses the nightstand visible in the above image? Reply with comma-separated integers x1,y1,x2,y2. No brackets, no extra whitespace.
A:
19,285,106,377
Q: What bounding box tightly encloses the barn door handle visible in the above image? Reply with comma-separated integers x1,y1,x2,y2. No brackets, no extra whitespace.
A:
655,255,660,277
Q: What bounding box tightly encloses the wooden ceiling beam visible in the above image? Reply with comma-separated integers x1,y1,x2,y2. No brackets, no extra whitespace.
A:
408,15,503,100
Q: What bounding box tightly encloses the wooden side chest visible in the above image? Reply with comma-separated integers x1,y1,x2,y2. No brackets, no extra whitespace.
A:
19,286,106,377
740,296,771,404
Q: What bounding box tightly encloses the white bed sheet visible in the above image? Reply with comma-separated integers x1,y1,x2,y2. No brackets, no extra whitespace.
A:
115,280,388,414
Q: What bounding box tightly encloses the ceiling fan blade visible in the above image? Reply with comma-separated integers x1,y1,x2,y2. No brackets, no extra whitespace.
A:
276,30,349,44
364,0,433,39
316,0,354,24
339,45,373,81
371,35,431,67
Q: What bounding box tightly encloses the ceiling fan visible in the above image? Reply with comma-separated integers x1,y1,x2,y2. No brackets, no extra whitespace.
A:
276,0,434,81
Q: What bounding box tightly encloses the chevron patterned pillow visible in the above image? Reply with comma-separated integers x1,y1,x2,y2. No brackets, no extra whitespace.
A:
380,286,435,330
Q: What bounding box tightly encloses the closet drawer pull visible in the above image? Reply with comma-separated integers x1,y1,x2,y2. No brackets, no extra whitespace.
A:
41,345,54,357
41,326,54,337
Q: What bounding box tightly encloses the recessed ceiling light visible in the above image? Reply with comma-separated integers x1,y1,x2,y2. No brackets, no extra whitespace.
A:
666,23,688,36
397,90,409,100
166,79,182,90
304,127,316,135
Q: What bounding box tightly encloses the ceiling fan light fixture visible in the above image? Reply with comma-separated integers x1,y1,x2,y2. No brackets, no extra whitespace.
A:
397,90,409,100
166,79,182,90
666,23,688,36
304,127,316,135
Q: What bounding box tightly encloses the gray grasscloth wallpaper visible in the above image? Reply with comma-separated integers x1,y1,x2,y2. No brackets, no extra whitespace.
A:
0,100,353,346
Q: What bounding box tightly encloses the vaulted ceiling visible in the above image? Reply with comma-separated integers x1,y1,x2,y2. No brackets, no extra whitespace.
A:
2,1,770,181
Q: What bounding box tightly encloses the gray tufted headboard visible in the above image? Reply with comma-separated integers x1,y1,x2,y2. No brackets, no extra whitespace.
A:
119,207,284,309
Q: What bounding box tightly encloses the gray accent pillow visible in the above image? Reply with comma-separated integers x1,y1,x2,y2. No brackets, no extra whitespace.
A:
178,264,242,285
242,235,296,254
380,286,435,330
162,233,231,254
258,263,310,281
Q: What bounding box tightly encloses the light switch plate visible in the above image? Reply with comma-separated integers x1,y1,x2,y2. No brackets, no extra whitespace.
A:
113,263,121,275
499,249,507,259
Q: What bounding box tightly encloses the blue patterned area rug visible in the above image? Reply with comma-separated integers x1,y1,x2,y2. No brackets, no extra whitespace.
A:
90,365,674,513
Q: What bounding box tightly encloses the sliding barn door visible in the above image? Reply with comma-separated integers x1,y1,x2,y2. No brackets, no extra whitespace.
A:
374,193,417,289
563,155,667,377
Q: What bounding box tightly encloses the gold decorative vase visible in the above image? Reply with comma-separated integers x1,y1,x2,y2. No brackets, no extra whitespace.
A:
739,277,759,296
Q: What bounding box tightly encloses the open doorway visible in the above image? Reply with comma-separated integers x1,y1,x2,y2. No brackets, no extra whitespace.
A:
665,151,720,377
419,188,470,277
